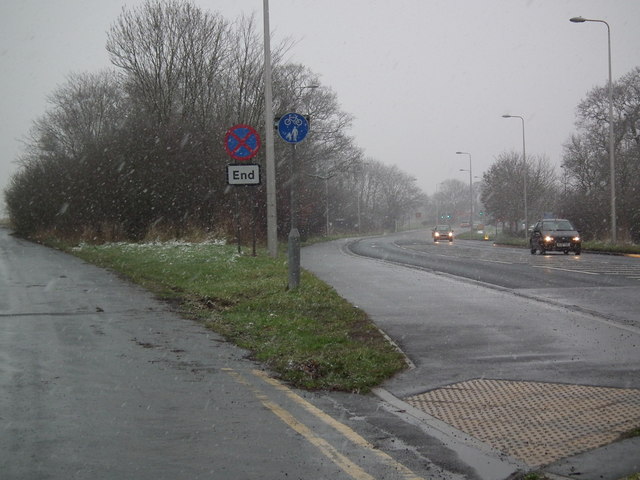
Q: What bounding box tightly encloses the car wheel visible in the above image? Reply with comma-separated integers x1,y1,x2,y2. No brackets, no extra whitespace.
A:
575,249,581,256
539,247,546,255
530,244,536,254
563,250,569,254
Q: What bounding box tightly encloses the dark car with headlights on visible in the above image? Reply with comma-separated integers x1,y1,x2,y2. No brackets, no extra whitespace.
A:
432,224,454,242
529,218,581,255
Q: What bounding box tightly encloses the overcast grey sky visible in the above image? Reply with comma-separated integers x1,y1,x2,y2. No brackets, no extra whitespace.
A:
1,0,639,214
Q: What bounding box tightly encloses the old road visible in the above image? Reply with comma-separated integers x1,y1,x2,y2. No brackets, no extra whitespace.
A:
2,227,639,479
0,228,484,480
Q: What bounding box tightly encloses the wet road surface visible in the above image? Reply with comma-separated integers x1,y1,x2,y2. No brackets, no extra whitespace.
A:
0,229,471,480
302,231,640,479
3,227,638,479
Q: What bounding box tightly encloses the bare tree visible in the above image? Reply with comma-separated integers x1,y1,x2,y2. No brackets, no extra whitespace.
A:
482,152,527,234
6,0,428,243
349,159,423,232
26,70,125,160
526,154,559,220
433,179,468,224
107,0,230,127
562,66,640,241
5,70,127,237
481,151,558,234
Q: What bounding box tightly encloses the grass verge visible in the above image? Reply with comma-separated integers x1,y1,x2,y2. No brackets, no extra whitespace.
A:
70,240,407,393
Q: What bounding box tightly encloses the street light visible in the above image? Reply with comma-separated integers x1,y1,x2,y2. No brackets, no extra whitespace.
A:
306,169,336,237
501,115,527,237
435,181,445,223
262,0,278,257
263,0,318,258
455,152,473,231
570,16,616,243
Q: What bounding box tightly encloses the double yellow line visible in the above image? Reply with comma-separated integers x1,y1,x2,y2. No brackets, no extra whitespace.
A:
223,368,425,480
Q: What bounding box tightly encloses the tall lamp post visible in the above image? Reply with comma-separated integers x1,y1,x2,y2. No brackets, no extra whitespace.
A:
307,169,335,237
262,0,278,257
455,152,473,231
435,181,445,224
501,115,527,237
570,16,616,243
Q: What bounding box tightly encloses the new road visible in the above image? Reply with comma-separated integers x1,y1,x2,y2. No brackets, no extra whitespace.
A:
348,231,640,330
302,230,640,479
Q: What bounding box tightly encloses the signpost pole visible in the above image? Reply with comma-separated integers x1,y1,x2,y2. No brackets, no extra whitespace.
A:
277,112,309,290
288,143,300,289
224,124,261,255
287,86,318,285
251,187,257,257
235,189,241,254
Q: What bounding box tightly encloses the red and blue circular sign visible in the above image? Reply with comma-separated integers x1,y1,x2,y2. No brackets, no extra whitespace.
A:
224,124,261,161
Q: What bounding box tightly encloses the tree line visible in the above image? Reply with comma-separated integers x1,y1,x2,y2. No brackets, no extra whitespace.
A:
6,0,637,245
5,0,424,243
561,66,640,242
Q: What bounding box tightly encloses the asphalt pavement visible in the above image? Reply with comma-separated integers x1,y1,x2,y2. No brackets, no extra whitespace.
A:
301,233,640,480
1,229,463,480
2,226,637,480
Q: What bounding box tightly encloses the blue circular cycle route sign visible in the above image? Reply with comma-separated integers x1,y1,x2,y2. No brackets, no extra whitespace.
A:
278,113,309,144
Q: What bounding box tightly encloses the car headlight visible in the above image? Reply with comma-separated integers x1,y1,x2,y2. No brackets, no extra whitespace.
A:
434,232,440,237
573,236,580,242
448,232,453,237
544,235,553,242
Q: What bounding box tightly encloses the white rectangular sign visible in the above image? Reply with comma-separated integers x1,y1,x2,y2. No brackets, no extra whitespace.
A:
227,164,261,185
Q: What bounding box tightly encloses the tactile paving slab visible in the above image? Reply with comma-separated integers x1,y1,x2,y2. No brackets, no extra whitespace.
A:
405,379,640,466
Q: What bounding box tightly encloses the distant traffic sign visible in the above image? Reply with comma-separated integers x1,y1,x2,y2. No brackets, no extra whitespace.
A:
224,124,261,161
277,113,309,144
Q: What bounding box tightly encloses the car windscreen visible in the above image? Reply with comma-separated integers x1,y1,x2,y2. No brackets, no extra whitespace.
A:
556,221,574,230
542,221,574,230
